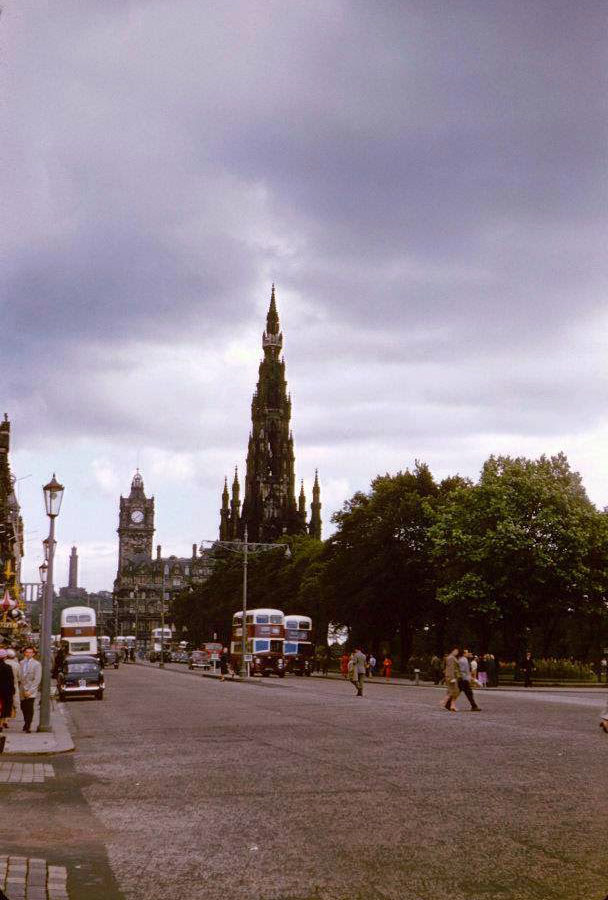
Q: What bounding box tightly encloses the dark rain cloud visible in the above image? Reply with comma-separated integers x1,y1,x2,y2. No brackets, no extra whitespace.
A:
2,0,607,586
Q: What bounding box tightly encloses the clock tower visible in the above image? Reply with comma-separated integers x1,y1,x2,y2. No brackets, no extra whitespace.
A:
117,470,155,575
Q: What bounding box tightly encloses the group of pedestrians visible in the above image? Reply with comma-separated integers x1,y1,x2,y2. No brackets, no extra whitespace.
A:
442,647,482,712
340,650,393,685
0,646,42,733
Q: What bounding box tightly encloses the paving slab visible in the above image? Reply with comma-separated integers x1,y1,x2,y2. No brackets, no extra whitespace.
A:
3,704,74,756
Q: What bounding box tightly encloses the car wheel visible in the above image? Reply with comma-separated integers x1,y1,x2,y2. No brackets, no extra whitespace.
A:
96,691,104,701
278,672,285,678
115,664,119,669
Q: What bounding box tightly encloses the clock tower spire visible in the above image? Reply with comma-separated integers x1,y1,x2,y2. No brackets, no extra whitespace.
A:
116,469,155,575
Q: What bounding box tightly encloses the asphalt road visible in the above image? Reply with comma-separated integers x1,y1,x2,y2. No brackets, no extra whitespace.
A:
8,667,608,900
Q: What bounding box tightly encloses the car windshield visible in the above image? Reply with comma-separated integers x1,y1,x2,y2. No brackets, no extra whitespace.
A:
66,663,98,675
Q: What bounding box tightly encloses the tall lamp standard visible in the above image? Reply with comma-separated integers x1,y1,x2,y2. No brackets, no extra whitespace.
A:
201,527,291,678
38,474,64,733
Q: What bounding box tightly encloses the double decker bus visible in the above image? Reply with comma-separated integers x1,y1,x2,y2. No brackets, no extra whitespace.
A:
149,627,172,662
60,606,97,656
284,614,313,675
231,608,285,677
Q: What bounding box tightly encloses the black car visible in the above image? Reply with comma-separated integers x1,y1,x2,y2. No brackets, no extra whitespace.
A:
57,655,105,701
103,650,120,669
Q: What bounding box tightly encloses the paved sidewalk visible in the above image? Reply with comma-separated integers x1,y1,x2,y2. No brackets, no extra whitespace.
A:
1,856,68,900
0,762,55,783
2,703,74,756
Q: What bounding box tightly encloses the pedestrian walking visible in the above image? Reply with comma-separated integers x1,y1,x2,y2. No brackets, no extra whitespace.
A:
368,654,376,677
522,652,535,687
486,654,498,687
457,649,481,711
19,647,42,733
52,644,67,679
321,647,331,676
0,650,15,729
430,655,442,685
442,647,460,711
5,650,20,723
382,655,393,681
477,654,488,688
219,646,229,681
470,654,479,686
350,646,366,697
340,652,350,679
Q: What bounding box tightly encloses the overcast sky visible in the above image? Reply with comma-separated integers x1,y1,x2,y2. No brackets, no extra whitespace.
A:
3,1,607,591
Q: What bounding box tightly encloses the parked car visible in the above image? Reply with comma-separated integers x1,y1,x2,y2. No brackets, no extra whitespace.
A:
104,650,120,669
173,651,190,664
57,655,105,701
188,649,210,670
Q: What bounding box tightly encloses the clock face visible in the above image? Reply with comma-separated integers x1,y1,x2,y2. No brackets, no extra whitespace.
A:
130,509,144,524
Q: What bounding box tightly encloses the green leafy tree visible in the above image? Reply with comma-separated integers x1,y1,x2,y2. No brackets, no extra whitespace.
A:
432,453,605,657
323,463,444,665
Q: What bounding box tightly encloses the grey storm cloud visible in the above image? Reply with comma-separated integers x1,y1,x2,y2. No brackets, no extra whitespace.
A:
2,1,607,494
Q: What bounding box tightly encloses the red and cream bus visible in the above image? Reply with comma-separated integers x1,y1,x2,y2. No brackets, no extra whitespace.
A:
231,608,286,677
60,606,98,656
283,614,313,675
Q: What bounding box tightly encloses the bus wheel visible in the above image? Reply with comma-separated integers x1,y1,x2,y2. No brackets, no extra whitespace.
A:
278,672,285,678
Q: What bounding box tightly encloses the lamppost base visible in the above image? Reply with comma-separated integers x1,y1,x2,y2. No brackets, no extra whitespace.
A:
37,725,53,733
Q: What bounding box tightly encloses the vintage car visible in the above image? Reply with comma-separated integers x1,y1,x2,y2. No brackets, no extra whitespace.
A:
103,649,120,669
57,655,105,701
188,649,211,670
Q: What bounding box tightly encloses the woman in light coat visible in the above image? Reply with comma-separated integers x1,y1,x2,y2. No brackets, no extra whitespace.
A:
442,648,461,712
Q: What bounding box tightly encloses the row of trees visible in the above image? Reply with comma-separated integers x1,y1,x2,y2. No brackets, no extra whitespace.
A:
174,454,608,666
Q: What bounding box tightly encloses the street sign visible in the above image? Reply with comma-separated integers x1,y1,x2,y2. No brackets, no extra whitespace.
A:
244,653,253,662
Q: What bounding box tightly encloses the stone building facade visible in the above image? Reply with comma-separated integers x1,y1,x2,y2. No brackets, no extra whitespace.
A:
220,286,322,542
113,471,213,645
0,414,25,639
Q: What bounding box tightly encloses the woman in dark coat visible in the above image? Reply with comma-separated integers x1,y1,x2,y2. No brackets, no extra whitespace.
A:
219,647,230,681
0,650,15,728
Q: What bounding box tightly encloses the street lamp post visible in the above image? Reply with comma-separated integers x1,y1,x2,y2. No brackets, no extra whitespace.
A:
38,474,64,733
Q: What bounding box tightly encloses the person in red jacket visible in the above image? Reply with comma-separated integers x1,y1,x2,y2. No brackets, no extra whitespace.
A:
382,655,393,681
340,652,350,679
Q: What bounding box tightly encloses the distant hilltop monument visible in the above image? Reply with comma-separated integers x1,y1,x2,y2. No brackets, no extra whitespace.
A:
220,285,321,543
